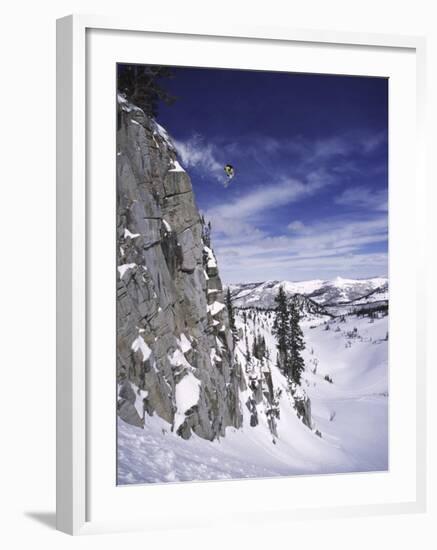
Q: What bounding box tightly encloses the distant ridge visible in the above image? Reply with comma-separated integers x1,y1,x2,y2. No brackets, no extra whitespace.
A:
229,276,388,310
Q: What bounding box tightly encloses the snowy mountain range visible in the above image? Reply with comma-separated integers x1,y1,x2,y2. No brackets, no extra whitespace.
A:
229,276,388,315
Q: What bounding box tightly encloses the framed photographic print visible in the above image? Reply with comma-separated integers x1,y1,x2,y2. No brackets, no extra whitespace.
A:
56,15,427,535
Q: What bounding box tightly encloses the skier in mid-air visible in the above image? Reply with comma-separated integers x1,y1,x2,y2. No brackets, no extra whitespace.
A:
223,164,235,187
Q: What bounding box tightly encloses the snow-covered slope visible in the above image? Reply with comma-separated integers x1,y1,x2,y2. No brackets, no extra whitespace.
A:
118,305,388,483
230,277,388,310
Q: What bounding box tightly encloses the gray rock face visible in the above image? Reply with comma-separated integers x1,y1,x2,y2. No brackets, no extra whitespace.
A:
293,392,312,429
117,380,144,427
116,97,243,440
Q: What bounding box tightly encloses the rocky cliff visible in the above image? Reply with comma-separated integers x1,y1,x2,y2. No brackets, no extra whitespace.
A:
116,95,244,440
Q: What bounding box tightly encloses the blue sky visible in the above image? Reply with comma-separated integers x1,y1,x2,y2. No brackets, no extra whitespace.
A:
156,67,388,284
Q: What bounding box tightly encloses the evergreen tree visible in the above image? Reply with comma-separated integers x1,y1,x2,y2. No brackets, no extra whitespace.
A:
272,286,292,378
201,218,212,248
242,311,251,364
117,64,176,118
252,333,266,361
272,288,306,385
252,336,258,359
260,335,266,358
288,295,306,384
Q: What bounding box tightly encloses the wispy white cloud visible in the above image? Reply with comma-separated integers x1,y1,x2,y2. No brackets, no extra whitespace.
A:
335,186,388,211
173,135,223,181
219,217,387,258
231,130,386,167
211,179,313,219
214,216,388,283
287,220,307,233
220,250,388,283
204,173,330,239
361,131,387,154
311,131,387,159
174,129,388,282
174,129,386,187
312,136,351,159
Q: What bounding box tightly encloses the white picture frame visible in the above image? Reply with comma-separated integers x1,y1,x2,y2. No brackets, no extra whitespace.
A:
56,14,427,535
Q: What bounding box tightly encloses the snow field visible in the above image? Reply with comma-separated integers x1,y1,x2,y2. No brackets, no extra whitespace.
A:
118,308,388,483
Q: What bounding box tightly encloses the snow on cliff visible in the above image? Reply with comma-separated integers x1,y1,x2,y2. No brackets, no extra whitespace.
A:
116,95,242,445
118,306,388,483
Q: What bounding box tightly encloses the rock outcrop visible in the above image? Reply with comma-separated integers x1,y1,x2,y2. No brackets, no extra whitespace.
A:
116,95,243,440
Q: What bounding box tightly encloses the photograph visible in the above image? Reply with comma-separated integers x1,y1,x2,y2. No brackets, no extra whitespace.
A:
116,64,389,485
